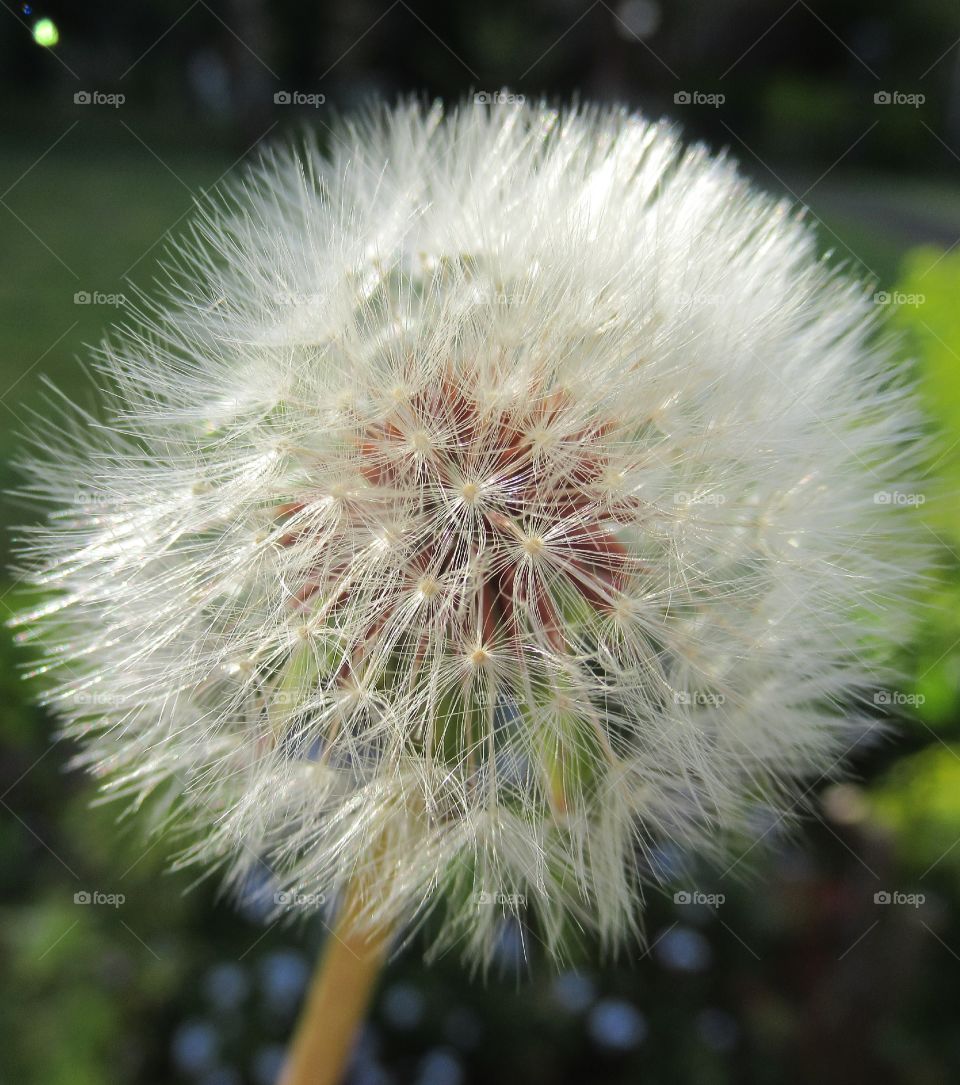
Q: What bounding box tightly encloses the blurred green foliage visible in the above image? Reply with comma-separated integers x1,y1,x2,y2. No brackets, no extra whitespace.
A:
897,247,960,510
867,248,960,889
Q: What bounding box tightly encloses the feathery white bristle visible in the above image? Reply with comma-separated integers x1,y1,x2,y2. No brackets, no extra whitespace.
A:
12,99,928,965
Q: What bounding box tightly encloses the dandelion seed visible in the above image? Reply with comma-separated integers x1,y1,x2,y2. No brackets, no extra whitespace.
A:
12,99,926,973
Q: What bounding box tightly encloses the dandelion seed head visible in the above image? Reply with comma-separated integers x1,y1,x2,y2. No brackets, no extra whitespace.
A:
13,99,927,965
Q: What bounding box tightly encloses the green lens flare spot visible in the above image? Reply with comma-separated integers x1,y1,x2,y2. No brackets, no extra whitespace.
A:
32,18,59,47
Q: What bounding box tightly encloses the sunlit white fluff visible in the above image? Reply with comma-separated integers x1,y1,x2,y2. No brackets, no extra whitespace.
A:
13,99,926,965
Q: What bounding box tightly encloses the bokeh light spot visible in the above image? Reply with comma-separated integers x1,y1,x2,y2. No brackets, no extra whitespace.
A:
32,17,58,47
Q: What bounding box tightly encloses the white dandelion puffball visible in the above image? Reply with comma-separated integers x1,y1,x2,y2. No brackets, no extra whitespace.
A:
16,100,924,964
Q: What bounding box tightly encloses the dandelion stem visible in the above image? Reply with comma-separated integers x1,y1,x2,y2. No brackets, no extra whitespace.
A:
279,882,391,1085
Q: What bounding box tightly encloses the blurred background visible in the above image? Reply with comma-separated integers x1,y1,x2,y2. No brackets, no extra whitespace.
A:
2,2,960,1082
